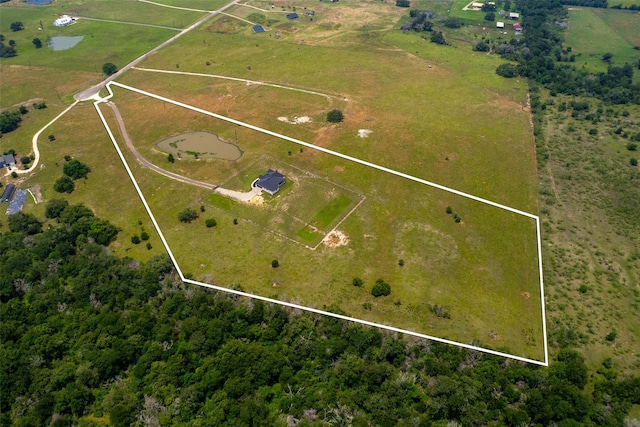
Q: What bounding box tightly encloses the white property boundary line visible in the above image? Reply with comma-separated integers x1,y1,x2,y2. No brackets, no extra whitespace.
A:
94,81,549,366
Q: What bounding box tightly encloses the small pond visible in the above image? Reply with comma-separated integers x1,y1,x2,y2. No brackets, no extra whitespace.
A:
48,36,84,51
157,132,243,161
26,0,53,4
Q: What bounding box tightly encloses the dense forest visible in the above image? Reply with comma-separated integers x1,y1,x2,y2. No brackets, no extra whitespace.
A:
1,205,639,426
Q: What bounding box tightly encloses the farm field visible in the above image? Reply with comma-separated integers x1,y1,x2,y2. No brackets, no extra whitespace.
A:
3,0,546,361
564,8,639,74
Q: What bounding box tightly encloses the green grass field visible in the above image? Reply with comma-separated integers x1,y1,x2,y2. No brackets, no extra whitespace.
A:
564,8,639,73
1,0,547,361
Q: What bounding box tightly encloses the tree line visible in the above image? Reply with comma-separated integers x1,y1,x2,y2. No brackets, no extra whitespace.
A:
1,208,639,426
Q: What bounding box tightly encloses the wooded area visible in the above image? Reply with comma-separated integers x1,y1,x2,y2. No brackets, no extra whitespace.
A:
1,207,639,425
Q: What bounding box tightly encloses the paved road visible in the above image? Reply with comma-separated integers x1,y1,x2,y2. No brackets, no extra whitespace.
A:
104,101,218,191
75,0,241,101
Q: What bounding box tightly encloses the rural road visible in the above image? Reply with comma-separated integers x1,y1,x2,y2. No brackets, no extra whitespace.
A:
74,0,241,101
103,101,219,191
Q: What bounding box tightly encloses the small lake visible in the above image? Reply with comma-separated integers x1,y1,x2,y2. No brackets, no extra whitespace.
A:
157,132,243,161
26,0,53,4
48,36,84,51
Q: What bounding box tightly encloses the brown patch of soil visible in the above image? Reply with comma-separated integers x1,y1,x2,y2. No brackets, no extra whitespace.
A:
323,230,349,248
30,184,43,204
521,291,531,299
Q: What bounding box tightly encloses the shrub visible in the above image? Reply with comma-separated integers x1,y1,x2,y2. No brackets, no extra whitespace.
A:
474,41,490,52
631,158,638,166
146,242,152,250
496,63,518,78
431,304,451,319
205,218,217,228
271,259,279,268
178,208,198,223
20,156,31,165
131,235,141,244
140,231,149,241
398,259,405,266
48,134,55,141
371,278,391,297
352,277,363,287
627,142,638,151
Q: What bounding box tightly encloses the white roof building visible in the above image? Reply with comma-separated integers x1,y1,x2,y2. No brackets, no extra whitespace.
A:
496,21,505,28
54,15,73,27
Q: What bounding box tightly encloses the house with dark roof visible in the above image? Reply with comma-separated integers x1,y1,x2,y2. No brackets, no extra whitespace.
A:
286,12,298,19
1,184,16,203
255,169,285,195
0,154,16,169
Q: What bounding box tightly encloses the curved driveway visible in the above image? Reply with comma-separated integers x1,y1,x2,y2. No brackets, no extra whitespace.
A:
104,101,218,191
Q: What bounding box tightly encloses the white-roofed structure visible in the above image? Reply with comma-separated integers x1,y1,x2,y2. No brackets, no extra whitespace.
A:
54,15,73,27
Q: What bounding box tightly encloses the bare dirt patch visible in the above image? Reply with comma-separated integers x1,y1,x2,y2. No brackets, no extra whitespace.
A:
357,129,372,138
323,230,349,248
30,184,43,204
277,115,312,124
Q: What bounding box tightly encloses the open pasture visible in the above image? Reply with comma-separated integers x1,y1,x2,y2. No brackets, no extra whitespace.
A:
100,79,545,360
121,17,537,213
0,10,177,73
564,8,639,73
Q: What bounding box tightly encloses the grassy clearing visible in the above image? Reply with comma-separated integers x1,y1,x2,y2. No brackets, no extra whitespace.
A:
0,13,177,73
564,8,639,73
539,95,640,373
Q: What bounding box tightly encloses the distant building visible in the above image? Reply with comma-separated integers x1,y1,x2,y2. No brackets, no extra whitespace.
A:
1,184,16,203
255,169,285,195
508,12,519,20
513,22,523,34
0,154,16,169
496,21,505,29
54,15,74,27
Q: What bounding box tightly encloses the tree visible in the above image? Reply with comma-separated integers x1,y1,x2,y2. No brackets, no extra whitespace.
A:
496,63,519,78
371,278,391,297
327,109,344,123
7,212,42,235
10,22,24,32
167,153,175,163
0,41,16,58
48,134,55,141
205,218,217,228
602,52,613,63
54,176,75,193
63,159,91,179
178,208,198,223
102,62,118,76
132,235,141,244
443,17,462,28
32,38,42,48
20,156,31,165
140,231,149,241
271,259,279,268
430,31,446,45
45,198,69,219
352,277,363,287
474,41,490,52
631,158,638,166
485,11,495,21
395,0,410,6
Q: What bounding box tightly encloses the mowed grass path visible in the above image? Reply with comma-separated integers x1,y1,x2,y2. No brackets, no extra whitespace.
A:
564,8,639,73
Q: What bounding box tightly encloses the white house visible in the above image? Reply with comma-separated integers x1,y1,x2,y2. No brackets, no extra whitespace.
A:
496,21,505,29
54,15,74,27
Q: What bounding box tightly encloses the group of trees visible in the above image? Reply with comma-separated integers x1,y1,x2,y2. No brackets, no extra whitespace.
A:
1,212,639,425
54,158,91,193
492,0,640,104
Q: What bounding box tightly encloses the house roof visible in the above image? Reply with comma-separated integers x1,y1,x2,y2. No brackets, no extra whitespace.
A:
513,23,523,29
496,21,505,28
0,154,15,167
256,169,285,193
286,12,298,19
509,12,519,18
